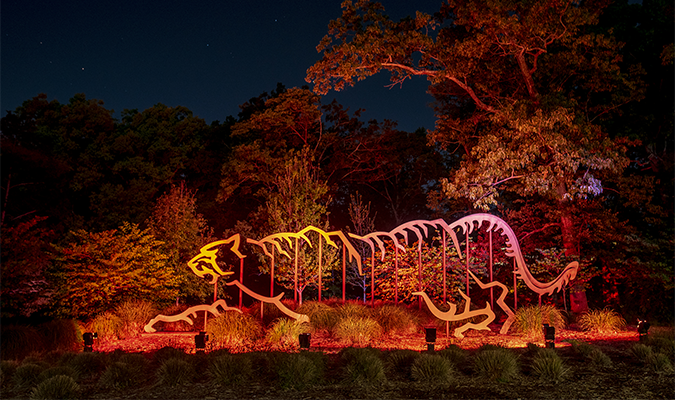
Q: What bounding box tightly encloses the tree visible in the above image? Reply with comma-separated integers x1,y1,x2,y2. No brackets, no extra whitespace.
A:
51,223,180,318
147,183,215,303
307,0,645,311
345,192,376,302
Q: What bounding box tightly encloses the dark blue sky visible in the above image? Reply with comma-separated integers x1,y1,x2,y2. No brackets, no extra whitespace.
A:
2,0,441,133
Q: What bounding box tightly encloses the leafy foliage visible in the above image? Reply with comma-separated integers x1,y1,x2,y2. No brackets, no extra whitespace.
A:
51,223,179,318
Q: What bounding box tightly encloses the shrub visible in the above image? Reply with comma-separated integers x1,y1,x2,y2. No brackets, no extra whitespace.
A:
117,353,150,373
337,302,371,320
266,318,309,350
207,311,263,349
115,300,157,339
410,354,454,386
39,320,82,353
473,349,519,382
630,344,654,363
512,305,565,339
371,305,417,334
89,311,123,341
587,348,613,368
29,375,79,400
1,360,18,387
152,346,187,365
334,317,382,346
341,348,386,387
577,309,626,333
1,325,44,360
209,354,253,386
156,357,194,386
98,362,140,389
565,339,594,357
530,349,569,382
648,336,675,360
646,353,674,373
275,353,322,390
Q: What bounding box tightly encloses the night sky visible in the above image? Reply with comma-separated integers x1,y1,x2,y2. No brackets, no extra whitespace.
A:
2,0,441,133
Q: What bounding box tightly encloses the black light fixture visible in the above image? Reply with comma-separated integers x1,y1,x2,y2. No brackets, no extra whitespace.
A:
299,333,311,350
637,319,650,342
194,331,208,354
425,327,437,352
543,324,555,348
83,332,97,352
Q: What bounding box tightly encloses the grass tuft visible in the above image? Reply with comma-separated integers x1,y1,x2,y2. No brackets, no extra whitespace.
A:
371,305,418,335
275,353,323,390
341,348,386,387
630,343,654,363
209,354,253,386
156,357,194,386
438,345,468,368
473,348,519,382
512,305,565,339
334,317,382,346
12,363,43,391
266,318,309,350
577,308,626,333
646,353,674,374
98,362,140,389
114,300,157,339
410,353,454,386
207,311,263,349
530,349,570,382
29,375,79,400
89,312,123,341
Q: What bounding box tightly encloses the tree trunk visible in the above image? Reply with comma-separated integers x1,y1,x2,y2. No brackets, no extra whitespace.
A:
557,182,588,313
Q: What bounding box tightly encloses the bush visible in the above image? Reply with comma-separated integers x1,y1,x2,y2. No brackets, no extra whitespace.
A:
98,362,141,389
39,320,82,353
207,311,263,349
530,349,569,382
587,348,613,368
410,353,454,386
117,353,150,373
275,353,323,390
371,305,417,334
29,375,79,400
512,305,566,339
387,350,420,378
334,317,382,346
341,348,386,387
209,354,253,386
89,311,123,341
152,346,187,365
1,360,18,387
266,318,309,350
115,300,156,339
38,366,79,382
12,363,43,391
473,348,519,382
578,309,626,333
337,302,371,320
156,357,194,386
1,325,44,360
648,336,675,360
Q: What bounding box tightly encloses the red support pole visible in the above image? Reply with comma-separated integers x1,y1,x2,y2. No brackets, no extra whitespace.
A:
318,239,323,302
489,230,494,310
294,237,299,304
513,258,518,310
342,243,346,303
418,242,422,310
270,249,275,297
371,249,375,307
442,230,447,303
239,258,244,309
466,235,470,297
394,242,399,305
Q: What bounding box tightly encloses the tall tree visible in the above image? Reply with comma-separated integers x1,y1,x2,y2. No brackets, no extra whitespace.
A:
307,0,645,311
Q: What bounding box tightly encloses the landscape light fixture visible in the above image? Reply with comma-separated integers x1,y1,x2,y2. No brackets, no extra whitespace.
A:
543,324,555,348
637,319,650,342
299,333,311,350
194,331,208,354
83,332,97,352
425,327,437,352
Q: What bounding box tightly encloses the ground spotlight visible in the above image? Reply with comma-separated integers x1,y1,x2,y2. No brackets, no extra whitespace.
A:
637,319,650,342
425,327,437,352
543,324,555,348
194,331,208,354
299,333,311,350
83,332,97,352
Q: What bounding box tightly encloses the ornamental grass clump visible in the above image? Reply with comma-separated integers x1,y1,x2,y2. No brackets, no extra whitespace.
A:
438,345,468,368
512,305,565,339
1,325,44,360
630,343,654,363
266,318,309,350
577,308,626,333
209,354,253,386
1,360,18,387
114,300,157,339
372,305,418,334
334,317,382,346
156,357,194,387
298,301,340,332
89,311,123,341
207,311,263,349
341,348,386,387
275,353,323,390
29,375,80,400
530,349,570,382
473,348,519,382
387,350,420,378
410,353,455,387
38,366,79,383
65,352,106,379
98,362,141,390
337,302,371,320
12,363,43,391
646,353,674,374
39,320,82,353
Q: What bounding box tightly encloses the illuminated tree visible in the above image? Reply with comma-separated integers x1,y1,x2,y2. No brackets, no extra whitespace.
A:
51,223,180,318
307,0,646,310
